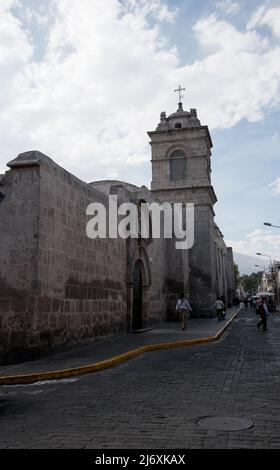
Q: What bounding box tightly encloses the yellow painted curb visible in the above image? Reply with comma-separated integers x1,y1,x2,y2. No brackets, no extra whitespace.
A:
0,307,243,386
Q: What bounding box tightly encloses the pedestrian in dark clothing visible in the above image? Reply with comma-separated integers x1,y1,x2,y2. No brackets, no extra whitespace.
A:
257,297,269,331
233,297,240,310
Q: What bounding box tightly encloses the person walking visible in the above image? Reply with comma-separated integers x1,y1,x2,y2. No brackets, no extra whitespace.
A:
220,295,227,320
233,296,240,310
257,297,269,331
176,293,192,330
249,297,254,310
214,297,225,321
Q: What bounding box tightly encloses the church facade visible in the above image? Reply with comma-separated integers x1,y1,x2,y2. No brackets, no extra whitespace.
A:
0,101,235,364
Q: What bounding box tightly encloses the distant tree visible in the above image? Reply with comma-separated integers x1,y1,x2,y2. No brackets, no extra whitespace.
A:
240,271,263,295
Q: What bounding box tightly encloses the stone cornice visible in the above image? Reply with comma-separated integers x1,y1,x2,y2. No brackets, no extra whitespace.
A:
151,154,210,162
151,185,218,205
148,125,213,148
7,151,47,169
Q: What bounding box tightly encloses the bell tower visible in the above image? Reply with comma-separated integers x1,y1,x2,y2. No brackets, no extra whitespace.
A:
148,92,218,317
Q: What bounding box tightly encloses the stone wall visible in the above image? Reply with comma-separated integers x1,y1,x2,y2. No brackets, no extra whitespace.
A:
164,237,189,320
214,225,228,300
0,152,169,364
89,180,168,327
188,204,217,317
37,153,129,351
0,151,129,364
152,187,217,317
0,159,40,364
213,226,235,307
226,247,235,306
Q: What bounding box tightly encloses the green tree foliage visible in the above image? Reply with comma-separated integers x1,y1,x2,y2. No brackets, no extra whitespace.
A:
240,271,263,295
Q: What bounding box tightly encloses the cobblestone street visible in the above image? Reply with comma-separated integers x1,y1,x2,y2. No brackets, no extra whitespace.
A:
1,309,280,449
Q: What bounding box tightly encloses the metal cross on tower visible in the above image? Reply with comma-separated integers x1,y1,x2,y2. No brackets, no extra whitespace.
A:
174,85,186,103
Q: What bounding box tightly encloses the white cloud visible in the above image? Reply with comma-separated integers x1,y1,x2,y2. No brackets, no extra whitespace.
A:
0,3,32,67
0,2,33,109
0,2,280,183
121,0,177,23
226,229,280,259
0,0,20,10
268,177,280,194
187,13,280,128
0,0,178,180
213,0,240,16
247,5,266,31
272,132,280,143
247,6,280,38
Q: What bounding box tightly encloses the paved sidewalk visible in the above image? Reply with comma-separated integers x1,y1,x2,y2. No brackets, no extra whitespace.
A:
0,306,241,380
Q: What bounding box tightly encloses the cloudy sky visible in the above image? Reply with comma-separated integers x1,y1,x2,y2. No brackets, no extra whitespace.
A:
1,0,280,272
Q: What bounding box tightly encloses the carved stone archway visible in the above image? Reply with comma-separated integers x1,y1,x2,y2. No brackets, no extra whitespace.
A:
128,245,152,331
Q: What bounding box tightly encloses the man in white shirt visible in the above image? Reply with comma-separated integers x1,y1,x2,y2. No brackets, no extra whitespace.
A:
214,297,225,321
176,293,192,330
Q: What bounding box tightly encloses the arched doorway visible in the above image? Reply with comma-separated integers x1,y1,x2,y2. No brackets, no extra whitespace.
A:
132,261,143,330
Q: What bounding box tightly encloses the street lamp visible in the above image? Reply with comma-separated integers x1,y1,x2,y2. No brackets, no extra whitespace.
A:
256,252,272,267
264,222,280,228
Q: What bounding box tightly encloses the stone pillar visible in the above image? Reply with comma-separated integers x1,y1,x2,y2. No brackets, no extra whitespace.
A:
0,152,41,364
188,204,216,317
